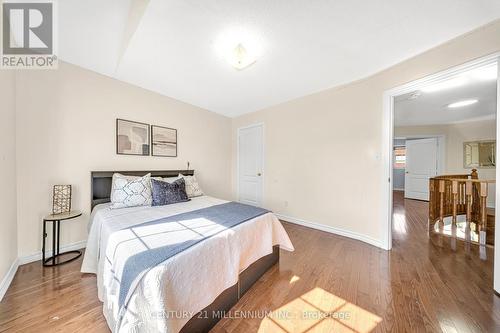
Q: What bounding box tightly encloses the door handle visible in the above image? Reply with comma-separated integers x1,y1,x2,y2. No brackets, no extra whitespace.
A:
257,173,262,176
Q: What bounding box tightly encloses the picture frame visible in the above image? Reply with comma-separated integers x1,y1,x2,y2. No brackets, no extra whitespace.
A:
151,125,178,157
463,140,496,169
116,118,150,156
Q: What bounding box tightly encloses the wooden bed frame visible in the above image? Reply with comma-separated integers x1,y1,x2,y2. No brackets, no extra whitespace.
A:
90,170,279,333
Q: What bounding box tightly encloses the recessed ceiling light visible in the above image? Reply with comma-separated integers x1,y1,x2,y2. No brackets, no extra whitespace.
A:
421,77,467,93
448,99,478,108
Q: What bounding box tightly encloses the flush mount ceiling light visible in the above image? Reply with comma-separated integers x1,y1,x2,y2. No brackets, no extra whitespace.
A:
214,27,263,71
229,43,256,70
448,99,478,108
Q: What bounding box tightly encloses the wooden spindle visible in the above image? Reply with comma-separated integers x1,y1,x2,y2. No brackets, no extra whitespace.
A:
451,180,458,226
465,181,473,223
471,168,478,179
479,182,488,245
439,180,445,225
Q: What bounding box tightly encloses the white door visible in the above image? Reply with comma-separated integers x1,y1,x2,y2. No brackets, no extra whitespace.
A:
404,138,438,201
238,124,264,206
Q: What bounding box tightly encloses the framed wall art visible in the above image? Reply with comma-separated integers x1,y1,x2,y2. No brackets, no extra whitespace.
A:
151,125,177,157
116,119,150,156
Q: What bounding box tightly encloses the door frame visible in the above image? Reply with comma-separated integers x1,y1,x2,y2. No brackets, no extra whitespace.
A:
382,52,500,253
236,122,265,207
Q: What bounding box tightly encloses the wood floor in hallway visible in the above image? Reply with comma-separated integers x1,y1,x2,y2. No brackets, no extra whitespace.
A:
1,191,499,332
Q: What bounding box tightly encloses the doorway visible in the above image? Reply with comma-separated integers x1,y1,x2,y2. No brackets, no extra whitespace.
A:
382,54,500,294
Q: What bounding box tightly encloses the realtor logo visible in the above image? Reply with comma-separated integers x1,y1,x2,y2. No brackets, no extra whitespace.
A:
2,1,57,69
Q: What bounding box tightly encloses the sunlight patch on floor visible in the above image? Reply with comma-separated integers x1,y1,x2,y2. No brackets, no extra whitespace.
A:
392,211,408,236
258,287,382,333
433,218,479,243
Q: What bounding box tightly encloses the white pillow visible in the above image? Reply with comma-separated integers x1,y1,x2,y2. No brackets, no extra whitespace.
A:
110,173,152,209
178,174,203,198
163,176,181,183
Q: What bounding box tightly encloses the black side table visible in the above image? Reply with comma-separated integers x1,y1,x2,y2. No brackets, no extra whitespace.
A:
42,210,82,267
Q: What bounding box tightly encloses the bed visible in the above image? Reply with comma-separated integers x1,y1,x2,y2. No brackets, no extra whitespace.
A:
81,170,294,333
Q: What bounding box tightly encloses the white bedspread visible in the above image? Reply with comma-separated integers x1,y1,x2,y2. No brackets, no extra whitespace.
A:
81,196,294,333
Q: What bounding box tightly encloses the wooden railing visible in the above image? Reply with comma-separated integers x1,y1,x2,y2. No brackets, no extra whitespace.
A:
429,169,495,246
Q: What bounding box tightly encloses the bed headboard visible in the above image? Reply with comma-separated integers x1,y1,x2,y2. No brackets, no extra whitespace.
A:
90,170,194,210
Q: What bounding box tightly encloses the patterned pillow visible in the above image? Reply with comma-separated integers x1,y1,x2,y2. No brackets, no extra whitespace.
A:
151,178,189,206
110,173,152,209
178,174,204,198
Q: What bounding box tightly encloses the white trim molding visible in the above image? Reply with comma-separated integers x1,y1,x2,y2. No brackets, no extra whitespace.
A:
0,258,19,302
0,240,86,301
495,55,500,294
276,213,383,249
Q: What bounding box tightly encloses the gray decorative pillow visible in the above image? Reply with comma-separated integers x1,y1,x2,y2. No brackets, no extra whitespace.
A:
178,174,204,198
110,173,152,209
151,178,189,206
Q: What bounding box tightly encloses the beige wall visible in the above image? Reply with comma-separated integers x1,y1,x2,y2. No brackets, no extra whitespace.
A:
231,20,500,247
15,62,232,257
0,70,18,286
396,119,496,205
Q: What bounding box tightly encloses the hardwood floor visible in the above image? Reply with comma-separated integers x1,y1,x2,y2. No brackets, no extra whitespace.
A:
1,192,499,332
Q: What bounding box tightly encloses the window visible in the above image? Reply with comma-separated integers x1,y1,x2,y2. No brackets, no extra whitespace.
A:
394,146,406,169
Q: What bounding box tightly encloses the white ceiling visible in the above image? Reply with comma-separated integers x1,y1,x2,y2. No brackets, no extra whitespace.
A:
58,0,500,117
394,64,497,126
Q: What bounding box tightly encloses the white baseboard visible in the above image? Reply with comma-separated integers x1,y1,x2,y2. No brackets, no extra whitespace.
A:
393,188,404,191
0,258,19,302
0,240,87,302
275,213,384,249
18,240,87,265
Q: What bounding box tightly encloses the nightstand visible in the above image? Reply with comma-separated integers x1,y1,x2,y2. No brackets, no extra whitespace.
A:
42,210,82,267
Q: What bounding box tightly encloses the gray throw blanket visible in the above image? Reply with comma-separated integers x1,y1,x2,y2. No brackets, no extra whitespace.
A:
116,201,270,320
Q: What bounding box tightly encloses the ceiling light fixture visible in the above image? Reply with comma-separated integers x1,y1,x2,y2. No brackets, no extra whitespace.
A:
229,43,256,70
214,27,263,71
448,99,478,108
420,77,467,93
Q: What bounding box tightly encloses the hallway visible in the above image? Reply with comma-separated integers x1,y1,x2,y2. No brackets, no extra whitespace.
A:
391,191,498,331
